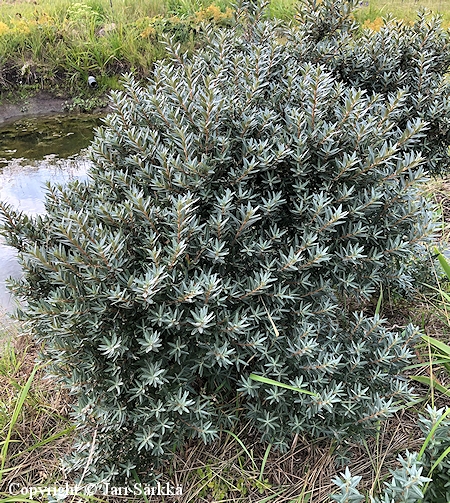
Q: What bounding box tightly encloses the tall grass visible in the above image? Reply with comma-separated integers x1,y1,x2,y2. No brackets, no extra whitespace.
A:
0,0,448,98
355,0,450,25
0,317,76,501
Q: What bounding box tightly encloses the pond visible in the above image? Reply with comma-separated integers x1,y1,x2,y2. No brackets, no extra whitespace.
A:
0,114,101,312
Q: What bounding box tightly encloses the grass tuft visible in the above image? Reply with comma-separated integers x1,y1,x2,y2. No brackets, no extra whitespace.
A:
0,315,75,499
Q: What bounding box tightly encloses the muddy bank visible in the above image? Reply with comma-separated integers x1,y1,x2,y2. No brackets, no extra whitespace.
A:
0,92,110,127
0,93,70,126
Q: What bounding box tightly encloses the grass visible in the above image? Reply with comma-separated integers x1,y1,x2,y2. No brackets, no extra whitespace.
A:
0,0,236,99
354,0,450,25
0,316,76,501
0,0,449,101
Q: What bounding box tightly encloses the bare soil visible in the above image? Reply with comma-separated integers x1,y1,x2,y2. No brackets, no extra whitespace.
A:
0,92,70,126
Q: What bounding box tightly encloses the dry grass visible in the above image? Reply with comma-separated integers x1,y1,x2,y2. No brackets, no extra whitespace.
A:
422,177,450,244
164,414,423,503
0,318,76,498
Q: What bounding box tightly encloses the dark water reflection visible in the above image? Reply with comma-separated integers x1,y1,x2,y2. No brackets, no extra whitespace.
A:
0,114,101,161
0,114,98,312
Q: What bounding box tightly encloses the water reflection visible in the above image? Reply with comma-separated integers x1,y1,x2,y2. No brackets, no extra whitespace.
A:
0,114,101,161
0,154,92,311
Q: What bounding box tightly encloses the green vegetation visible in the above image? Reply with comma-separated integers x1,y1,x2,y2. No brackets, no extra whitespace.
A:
0,0,235,99
0,0,449,101
0,317,76,502
354,0,450,25
3,0,449,480
1,1,450,501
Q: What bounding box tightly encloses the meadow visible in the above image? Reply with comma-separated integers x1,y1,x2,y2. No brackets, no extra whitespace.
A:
1,1,450,502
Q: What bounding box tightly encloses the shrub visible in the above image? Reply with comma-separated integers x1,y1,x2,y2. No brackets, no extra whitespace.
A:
331,406,450,503
332,452,430,503
1,0,449,483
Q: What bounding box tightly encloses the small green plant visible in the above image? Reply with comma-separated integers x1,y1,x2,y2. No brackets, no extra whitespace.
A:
409,249,450,399
331,450,431,503
63,95,109,113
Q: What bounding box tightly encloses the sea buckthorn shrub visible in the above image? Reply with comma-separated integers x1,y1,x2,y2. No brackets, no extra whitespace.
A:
1,0,449,483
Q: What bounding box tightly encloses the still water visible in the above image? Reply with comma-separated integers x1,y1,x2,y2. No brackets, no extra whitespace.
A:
0,114,101,311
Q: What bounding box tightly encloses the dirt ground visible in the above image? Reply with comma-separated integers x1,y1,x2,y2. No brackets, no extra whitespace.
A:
0,92,69,126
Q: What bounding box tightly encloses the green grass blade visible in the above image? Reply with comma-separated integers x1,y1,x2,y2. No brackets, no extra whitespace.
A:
0,497,39,502
12,426,76,458
259,443,272,482
428,443,450,477
0,364,39,484
404,358,450,370
223,429,258,471
420,284,450,303
410,376,450,398
249,374,318,396
256,488,287,502
438,291,450,303
422,442,450,496
422,335,450,357
131,469,150,503
0,465,21,475
418,405,450,460
435,248,450,281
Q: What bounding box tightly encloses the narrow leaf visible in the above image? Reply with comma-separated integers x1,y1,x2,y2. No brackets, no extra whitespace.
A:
435,247,450,281
0,364,39,483
422,335,450,358
249,374,318,396
410,375,450,398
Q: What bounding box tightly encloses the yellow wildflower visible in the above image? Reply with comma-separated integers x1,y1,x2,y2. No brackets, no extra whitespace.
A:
363,17,383,31
0,22,9,36
195,4,233,25
140,25,157,39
